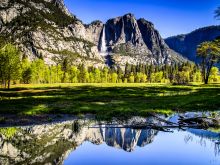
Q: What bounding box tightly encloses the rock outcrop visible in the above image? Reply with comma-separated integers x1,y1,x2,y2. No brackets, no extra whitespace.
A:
102,14,187,66
0,0,105,67
165,25,220,62
0,0,187,68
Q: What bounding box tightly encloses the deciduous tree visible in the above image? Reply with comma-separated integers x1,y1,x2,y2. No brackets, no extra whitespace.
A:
197,40,220,84
0,44,21,89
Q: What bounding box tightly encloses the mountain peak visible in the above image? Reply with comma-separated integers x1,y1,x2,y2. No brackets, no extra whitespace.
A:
90,20,103,26
53,0,73,17
123,13,135,18
138,18,154,27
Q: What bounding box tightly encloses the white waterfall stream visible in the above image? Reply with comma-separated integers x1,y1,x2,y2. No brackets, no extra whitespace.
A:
100,26,108,56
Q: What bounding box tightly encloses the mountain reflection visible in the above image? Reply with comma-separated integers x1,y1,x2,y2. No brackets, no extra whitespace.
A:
0,119,219,165
102,127,157,152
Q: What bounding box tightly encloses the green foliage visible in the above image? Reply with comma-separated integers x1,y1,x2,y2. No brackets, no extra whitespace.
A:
0,44,218,88
69,66,79,83
11,57,218,85
197,40,220,84
21,58,32,84
30,59,48,84
111,73,118,83
129,73,135,83
0,127,18,139
210,67,220,82
0,43,21,89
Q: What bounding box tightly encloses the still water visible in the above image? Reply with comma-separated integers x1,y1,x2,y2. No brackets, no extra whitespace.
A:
65,129,220,165
0,116,220,165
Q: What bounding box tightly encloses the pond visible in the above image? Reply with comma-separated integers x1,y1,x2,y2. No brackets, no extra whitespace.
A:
0,114,220,165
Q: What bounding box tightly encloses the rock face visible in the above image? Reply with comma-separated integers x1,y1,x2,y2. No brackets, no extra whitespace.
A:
103,14,173,66
165,26,220,62
99,14,187,66
0,0,187,68
0,0,105,67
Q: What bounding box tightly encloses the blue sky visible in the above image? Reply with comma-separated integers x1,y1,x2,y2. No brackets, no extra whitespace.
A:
64,0,220,38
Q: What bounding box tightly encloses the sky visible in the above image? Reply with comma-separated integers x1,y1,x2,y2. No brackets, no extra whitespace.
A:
64,0,220,38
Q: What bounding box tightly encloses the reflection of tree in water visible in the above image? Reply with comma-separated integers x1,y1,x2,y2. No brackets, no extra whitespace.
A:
186,128,220,156
184,134,193,144
72,120,81,133
185,135,208,148
215,143,220,156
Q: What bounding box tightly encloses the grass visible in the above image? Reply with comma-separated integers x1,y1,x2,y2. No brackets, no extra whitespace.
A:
0,127,18,139
0,83,220,119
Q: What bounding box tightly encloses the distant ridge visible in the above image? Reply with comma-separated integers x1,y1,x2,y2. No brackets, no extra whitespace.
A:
165,25,220,62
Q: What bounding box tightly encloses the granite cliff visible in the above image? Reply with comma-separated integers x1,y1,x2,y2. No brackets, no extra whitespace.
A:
0,0,187,68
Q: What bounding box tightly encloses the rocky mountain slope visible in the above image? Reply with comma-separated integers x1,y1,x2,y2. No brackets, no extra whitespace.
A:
0,0,187,68
165,26,220,62
0,0,104,67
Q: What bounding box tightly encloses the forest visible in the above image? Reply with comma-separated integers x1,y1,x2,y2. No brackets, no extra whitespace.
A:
0,43,219,89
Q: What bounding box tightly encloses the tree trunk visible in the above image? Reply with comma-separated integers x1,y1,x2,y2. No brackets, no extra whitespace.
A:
204,62,214,85
201,58,206,84
7,79,10,89
1,78,4,88
4,80,7,89
204,78,209,84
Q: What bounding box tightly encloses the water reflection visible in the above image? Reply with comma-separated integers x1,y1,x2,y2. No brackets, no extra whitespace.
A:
100,127,157,152
0,118,220,165
187,128,220,156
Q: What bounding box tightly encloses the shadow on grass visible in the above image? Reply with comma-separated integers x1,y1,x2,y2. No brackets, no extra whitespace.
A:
0,84,220,119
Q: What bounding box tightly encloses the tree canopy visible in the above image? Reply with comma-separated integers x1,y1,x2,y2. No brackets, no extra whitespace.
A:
197,40,220,84
0,44,21,89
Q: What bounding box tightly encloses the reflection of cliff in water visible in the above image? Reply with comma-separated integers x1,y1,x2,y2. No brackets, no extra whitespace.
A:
102,127,157,152
0,119,158,165
0,118,220,165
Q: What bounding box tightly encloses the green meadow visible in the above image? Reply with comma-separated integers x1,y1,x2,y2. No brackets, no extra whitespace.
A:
0,83,220,119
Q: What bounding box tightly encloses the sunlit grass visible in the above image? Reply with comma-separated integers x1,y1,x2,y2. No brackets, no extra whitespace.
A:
0,83,220,119
24,104,49,115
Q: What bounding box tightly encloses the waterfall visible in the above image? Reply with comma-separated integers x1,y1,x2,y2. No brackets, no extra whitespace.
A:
100,26,108,56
